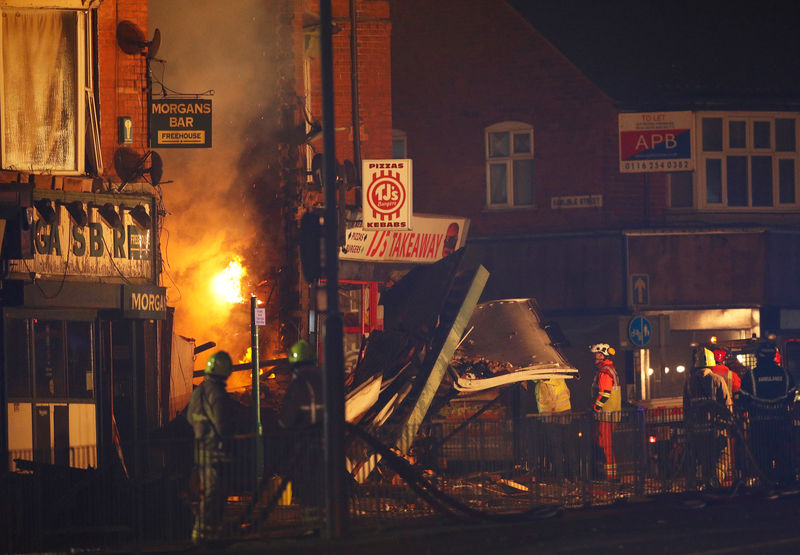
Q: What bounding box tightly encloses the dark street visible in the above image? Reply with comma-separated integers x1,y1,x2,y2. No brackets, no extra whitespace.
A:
176,489,800,554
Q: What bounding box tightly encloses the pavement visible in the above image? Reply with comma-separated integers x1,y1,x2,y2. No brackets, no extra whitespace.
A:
147,486,800,554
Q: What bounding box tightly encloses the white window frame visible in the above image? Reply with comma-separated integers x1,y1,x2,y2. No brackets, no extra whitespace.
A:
0,1,96,175
485,121,535,209
695,111,800,211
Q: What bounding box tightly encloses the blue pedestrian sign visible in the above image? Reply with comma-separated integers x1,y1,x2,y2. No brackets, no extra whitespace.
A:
628,316,652,347
631,274,649,305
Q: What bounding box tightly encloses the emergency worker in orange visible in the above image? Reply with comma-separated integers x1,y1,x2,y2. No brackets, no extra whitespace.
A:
712,347,741,397
590,343,621,481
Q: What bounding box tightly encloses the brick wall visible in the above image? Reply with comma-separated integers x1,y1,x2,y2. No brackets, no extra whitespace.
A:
391,0,668,236
304,0,392,165
97,0,150,182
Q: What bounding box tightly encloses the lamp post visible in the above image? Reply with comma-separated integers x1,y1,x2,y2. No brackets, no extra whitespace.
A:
319,0,346,539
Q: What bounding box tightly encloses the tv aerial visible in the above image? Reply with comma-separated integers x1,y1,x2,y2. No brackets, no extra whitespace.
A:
114,147,164,192
116,21,162,60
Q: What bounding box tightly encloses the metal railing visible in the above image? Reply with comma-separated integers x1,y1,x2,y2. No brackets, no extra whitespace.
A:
3,405,800,552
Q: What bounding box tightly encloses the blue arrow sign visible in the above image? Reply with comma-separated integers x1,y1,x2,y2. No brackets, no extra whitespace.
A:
628,316,652,347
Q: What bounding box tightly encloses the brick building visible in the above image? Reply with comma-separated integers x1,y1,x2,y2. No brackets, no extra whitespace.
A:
390,0,800,405
0,0,166,471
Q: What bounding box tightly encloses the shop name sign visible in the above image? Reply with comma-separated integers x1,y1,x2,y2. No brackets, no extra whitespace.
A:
341,215,467,263
619,111,694,173
124,284,167,319
6,203,153,280
362,159,412,230
150,99,212,148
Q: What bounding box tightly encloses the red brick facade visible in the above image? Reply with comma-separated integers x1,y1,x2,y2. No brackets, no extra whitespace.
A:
391,0,668,236
98,0,150,181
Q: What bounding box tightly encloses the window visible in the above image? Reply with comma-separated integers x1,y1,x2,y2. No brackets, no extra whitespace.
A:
392,129,407,159
5,317,95,402
485,122,534,208
697,113,799,209
0,4,94,174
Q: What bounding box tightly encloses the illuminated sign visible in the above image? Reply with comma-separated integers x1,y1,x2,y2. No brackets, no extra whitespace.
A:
149,99,212,148
619,111,694,173
361,159,412,230
341,215,468,263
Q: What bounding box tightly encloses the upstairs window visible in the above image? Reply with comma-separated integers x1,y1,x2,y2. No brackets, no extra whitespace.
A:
392,129,407,159
698,113,799,209
0,4,94,174
485,122,534,208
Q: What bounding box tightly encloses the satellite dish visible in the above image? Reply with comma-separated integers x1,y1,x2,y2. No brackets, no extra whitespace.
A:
116,21,161,58
147,28,161,60
114,148,165,190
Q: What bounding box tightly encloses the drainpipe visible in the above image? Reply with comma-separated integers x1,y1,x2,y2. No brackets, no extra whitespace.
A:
350,0,362,174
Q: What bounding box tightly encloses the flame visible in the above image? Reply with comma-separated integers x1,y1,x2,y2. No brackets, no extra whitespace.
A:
212,256,246,304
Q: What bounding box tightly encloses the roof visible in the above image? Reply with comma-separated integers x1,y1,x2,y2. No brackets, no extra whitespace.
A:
507,0,800,110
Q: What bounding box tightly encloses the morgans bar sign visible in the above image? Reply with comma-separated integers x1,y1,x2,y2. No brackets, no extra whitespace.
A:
149,98,212,148
123,284,167,319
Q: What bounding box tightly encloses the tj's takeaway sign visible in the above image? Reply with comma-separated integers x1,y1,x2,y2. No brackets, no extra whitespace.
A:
341,215,467,263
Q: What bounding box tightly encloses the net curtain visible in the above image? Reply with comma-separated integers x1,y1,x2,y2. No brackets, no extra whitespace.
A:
2,9,77,171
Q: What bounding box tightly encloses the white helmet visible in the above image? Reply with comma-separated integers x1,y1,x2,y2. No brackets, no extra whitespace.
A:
589,343,615,358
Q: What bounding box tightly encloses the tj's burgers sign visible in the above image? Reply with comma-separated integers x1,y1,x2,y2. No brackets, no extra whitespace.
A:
362,159,412,230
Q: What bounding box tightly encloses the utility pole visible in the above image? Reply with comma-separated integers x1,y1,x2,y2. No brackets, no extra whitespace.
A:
319,0,347,539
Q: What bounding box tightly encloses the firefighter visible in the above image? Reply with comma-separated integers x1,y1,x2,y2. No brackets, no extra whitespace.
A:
590,343,621,481
187,350,234,544
683,346,732,489
278,340,324,514
533,378,574,482
739,341,796,486
279,340,323,428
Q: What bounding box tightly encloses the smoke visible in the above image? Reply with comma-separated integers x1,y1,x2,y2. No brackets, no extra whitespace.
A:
149,0,296,367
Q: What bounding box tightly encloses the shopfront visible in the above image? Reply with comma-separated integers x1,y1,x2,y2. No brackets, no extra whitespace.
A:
1,190,166,472
315,214,470,374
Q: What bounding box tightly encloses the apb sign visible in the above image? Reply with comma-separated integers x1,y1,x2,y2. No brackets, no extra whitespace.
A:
150,98,212,148
362,159,412,231
619,111,693,173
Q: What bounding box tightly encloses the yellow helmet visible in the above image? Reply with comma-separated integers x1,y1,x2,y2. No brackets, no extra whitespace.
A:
205,351,233,378
289,340,315,366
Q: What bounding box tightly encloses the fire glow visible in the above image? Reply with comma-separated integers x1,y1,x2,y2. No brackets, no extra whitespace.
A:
212,257,246,304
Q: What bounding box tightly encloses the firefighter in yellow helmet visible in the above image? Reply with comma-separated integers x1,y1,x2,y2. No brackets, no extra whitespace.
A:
683,344,732,489
590,343,621,481
187,350,234,544
279,340,323,428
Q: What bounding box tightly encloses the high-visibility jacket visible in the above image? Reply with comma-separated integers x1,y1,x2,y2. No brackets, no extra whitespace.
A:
712,363,741,395
592,359,621,419
534,378,571,413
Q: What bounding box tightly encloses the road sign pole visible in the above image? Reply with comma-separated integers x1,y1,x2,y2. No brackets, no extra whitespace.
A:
250,295,263,487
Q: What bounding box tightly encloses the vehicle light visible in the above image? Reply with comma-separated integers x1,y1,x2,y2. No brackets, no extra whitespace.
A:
664,366,670,374
648,435,657,444
647,368,654,376
677,365,685,373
